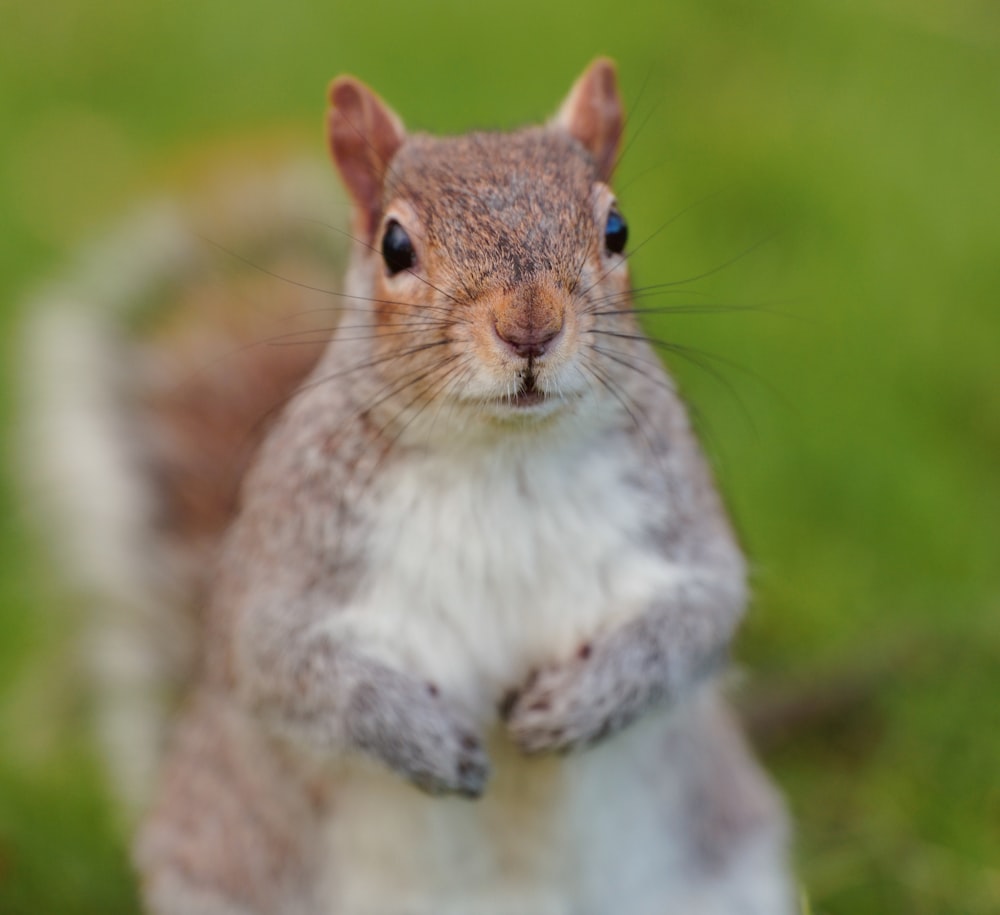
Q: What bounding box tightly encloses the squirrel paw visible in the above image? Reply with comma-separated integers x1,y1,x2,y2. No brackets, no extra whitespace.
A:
503,640,654,755
347,674,489,798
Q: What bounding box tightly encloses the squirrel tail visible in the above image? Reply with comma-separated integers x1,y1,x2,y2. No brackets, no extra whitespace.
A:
17,154,346,820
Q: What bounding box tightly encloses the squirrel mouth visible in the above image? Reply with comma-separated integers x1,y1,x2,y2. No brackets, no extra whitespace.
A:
510,389,546,408
508,373,546,409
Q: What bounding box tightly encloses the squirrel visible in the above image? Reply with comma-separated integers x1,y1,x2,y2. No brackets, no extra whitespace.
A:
23,58,793,914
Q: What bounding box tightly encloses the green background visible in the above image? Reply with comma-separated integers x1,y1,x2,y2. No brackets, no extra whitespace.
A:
1,0,998,912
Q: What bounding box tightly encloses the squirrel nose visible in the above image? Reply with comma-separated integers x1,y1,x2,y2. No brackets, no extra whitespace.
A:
494,321,563,359
492,282,567,359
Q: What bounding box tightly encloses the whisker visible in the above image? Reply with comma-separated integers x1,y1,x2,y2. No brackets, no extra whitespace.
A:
587,326,786,410
589,302,783,319
293,215,470,308
594,284,713,302
237,340,454,451
301,339,454,390
288,302,456,323
573,224,665,307
264,320,453,348
384,358,470,447
422,359,476,442
577,358,660,465
342,355,470,497
632,234,778,292
587,340,725,462
195,234,457,319
613,158,670,195
587,343,677,393
264,328,447,348
608,91,659,183
606,61,658,184
590,329,755,434
573,189,731,303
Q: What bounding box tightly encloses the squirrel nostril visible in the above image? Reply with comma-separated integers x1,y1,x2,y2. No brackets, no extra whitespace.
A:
493,320,563,359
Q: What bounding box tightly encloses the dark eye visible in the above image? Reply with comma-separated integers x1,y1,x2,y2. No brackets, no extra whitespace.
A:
381,219,416,275
604,209,628,255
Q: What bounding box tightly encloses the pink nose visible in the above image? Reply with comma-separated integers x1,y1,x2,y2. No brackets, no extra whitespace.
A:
494,320,563,359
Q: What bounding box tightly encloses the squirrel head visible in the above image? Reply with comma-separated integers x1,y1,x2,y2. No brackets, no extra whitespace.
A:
325,60,635,428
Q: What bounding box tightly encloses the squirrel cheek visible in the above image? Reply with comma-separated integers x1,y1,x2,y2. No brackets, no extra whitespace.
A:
370,273,425,327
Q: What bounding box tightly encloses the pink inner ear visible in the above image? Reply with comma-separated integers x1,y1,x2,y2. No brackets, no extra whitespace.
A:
327,77,406,240
555,58,624,182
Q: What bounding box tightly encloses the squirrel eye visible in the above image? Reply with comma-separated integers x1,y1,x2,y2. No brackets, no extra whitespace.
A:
381,220,416,275
604,209,628,255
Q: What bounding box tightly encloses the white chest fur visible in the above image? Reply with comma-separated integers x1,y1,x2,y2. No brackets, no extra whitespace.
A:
317,421,710,913
332,420,684,717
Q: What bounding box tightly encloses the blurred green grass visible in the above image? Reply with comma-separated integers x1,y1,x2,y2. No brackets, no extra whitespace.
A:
1,0,998,912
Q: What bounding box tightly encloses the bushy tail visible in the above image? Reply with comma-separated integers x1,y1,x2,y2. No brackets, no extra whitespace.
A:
18,153,346,819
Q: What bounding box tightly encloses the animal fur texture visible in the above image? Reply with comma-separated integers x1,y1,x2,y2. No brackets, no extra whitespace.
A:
25,60,794,914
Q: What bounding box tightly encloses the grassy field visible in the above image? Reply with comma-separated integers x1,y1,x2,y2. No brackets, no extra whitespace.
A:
1,0,998,911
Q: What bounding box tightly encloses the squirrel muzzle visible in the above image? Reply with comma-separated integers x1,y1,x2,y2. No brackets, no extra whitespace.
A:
491,281,567,360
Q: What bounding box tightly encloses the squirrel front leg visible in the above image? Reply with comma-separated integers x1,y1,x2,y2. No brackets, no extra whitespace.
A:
505,562,745,754
232,597,490,797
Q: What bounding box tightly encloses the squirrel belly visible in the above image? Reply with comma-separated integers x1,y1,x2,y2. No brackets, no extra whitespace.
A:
320,692,789,915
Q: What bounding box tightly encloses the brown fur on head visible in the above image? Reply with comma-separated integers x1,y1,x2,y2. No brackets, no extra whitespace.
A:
326,60,634,427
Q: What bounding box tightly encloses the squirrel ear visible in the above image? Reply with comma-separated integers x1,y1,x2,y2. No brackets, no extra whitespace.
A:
327,76,407,240
553,58,623,182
